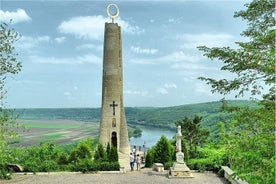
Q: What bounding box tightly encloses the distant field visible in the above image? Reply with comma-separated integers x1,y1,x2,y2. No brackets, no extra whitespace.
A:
10,119,99,146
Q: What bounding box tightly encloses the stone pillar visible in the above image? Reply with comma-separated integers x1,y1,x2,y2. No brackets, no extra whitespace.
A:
99,22,130,169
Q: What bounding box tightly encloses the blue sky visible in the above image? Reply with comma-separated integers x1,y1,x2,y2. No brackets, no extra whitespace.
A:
1,0,251,108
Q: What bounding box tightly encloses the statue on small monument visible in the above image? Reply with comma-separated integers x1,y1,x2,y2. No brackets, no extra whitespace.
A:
168,125,193,178
176,125,184,163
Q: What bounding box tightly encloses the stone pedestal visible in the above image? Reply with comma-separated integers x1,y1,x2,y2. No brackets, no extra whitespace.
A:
169,162,193,178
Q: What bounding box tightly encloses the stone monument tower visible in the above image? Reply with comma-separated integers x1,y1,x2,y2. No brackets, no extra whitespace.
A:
99,3,130,168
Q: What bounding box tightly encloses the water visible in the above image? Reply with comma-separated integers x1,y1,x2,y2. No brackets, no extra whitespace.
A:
130,125,176,149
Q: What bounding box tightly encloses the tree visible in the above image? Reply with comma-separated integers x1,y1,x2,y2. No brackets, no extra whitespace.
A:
197,0,275,183
175,115,210,158
94,143,107,161
0,21,22,101
106,142,118,162
153,135,173,165
0,21,22,179
198,0,275,99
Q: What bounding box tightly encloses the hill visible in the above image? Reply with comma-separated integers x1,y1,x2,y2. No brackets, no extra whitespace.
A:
14,100,258,136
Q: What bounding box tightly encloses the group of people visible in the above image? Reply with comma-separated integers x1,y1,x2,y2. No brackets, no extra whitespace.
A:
129,152,141,171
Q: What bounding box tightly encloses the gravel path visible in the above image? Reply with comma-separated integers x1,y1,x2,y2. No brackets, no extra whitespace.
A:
0,169,228,184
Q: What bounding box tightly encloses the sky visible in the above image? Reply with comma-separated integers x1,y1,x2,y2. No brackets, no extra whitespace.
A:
1,0,251,108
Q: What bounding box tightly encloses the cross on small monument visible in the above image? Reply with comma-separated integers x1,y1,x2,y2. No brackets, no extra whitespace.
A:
110,101,118,116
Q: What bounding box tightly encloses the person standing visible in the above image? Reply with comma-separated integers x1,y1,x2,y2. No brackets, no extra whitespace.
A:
136,154,141,171
129,152,134,171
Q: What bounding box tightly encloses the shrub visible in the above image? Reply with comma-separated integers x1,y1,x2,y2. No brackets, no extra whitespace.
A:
186,145,227,172
145,148,154,167
107,145,118,162
153,136,173,165
58,152,69,165
72,160,120,173
94,143,107,161
164,161,173,170
40,160,59,172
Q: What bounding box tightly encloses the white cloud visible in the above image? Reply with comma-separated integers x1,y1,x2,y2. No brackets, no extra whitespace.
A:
170,63,218,71
64,92,72,96
29,54,101,65
176,33,235,50
168,17,182,24
37,36,50,42
194,82,213,96
16,35,51,50
164,83,177,89
0,9,31,24
13,80,44,85
76,44,102,51
157,83,177,95
124,90,149,97
157,88,168,94
130,51,201,65
55,36,66,44
130,46,158,54
58,15,143,40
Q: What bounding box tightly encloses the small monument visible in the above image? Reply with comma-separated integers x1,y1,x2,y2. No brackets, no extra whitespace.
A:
99,3,130,170
169,126,193,178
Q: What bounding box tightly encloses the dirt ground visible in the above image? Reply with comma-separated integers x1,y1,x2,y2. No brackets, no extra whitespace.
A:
0,169,228,184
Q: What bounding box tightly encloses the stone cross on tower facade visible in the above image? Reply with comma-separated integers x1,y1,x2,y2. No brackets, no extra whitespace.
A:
110,101,118,116
99,3,130,170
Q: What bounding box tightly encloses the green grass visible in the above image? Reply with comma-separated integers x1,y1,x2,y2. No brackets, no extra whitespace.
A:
22,122,79,129
40,132,64,142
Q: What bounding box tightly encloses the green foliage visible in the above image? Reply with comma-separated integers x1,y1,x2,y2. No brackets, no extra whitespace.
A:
14,100,258,142
0,21,22,179
128,125,142,138
94,143,107,161
106,143,118,162
196,1,275,182
0,168,11,179
68,139,93,164
188,145,227,172
72,159,120,173
164,161,173,170
5,139,121,174
15,143,60,172
222,105,275,183
175,115,210,158
145,148,155,167
153,135,173,165
57,152,69,165
0,21,22,100
198,0,275,99
145,136,174,168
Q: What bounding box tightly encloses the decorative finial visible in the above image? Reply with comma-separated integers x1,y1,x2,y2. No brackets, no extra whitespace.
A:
107,3,119,23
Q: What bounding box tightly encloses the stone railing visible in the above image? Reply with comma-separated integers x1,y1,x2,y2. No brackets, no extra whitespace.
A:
221,166,248,184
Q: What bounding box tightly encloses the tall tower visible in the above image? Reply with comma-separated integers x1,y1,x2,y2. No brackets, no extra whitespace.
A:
99,3,130,167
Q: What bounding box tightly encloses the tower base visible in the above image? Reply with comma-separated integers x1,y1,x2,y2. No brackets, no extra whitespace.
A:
118,152,130,172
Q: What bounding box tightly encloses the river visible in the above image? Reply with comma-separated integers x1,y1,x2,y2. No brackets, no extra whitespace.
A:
129,125,176,149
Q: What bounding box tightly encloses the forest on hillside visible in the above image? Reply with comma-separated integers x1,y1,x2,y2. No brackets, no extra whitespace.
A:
13,100,258,139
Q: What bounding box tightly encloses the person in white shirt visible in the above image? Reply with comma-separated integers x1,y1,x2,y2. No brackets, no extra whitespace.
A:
129,152,134,171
